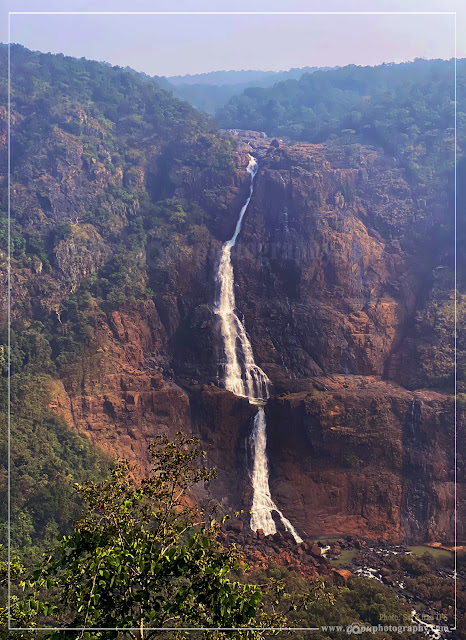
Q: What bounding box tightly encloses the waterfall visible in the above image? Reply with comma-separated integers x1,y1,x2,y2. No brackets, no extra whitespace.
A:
250,408,303,542
215,156,269,400
215,155,302,544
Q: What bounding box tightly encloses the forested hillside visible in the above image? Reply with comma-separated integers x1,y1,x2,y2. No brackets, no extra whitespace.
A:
0,44,239,561
0,43,464,636
218,58,465,185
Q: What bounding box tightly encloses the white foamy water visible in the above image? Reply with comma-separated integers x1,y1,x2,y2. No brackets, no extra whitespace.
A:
411,610,444,640
250,408,303,542
215,156,269,400
215,155,302,544
354,567,383,583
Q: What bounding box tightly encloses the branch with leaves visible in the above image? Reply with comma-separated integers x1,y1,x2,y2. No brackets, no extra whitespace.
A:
12,433,332,639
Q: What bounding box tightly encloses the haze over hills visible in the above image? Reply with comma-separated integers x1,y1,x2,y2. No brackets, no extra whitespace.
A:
1,42,465,635
165,67,334,114
97,61,334,114
167,67,330,86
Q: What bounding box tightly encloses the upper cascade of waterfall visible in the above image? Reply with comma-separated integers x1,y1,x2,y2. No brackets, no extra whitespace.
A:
227,155,258,249
214,154,270,401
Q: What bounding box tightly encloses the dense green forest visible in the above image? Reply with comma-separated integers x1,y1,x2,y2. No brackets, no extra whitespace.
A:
217,58,465,184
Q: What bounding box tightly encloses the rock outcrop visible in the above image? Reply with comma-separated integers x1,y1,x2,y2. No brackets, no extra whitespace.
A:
265,377,456,543
233,142,449,388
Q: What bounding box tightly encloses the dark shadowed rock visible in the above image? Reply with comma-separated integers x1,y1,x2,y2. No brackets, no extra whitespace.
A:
227,520,244,534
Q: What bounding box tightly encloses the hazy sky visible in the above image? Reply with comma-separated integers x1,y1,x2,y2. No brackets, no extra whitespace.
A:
1,0,464,77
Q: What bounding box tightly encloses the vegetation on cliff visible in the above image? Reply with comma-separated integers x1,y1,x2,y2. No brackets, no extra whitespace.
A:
218,58,465,185
248,566,424,640
0,325,111,564
0,44,238,560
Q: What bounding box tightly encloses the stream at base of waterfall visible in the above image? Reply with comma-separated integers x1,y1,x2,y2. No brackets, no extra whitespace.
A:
214,155,302,544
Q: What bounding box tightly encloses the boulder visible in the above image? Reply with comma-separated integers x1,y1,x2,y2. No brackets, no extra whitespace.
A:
332,569,352,586
227,520,244,534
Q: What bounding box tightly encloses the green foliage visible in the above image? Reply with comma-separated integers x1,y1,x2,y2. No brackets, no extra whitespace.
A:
389,551,437,576
18,434,328,638
7,324,54,377
52,221,73,246
0,546,38,639
2,42,236,309
243,565,416,640
381,551,456,622
218,58,464,186
0,434,336,638
0,320,109,565
24,235,51,271
48,291,93,368
0,211,26,261
0,367,109,565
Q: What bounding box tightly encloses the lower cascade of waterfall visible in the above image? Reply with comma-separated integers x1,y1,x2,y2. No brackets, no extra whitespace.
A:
214,154,302,544
250,408,303,543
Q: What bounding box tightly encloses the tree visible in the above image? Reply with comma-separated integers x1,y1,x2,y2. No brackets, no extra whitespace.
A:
19,433,326,639
0,546,38,639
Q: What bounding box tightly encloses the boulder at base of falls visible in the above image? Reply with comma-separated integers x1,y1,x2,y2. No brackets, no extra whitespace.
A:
332,569,352,586
226,520,244,534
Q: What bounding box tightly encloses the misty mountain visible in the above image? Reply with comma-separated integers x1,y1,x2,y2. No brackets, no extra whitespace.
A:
166,67,333,114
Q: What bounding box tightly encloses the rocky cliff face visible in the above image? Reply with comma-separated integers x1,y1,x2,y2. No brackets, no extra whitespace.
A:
40,135,463,545
230,140,461,544
45,298,257,512
265,378,456,543
233,143,448,386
